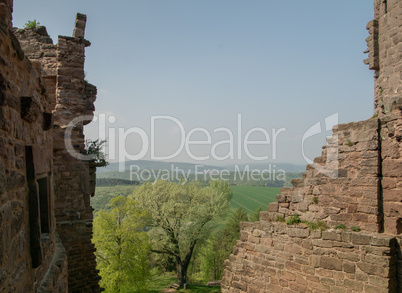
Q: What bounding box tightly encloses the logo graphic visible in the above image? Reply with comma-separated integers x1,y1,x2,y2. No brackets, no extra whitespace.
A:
64,113,340,179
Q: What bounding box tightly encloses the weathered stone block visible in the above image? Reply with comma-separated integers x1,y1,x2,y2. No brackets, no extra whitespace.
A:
383,189,402,202
276,193,289,203
268,202,279,212
357,262,388,277
350,233,372,245
384,217,402,234
291,178,304,188
382,159,402,177
343,261,356,273
384,202,402,217
320,256,343,271
286,227,310,238
322,231,342,241
382,177,397,189
344,278,364,291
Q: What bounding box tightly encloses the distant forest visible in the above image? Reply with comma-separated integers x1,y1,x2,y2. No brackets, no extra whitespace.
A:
96,178,140,186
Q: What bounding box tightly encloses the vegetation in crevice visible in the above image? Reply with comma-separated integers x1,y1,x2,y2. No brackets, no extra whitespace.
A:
24,19,40,29
334,223,347,230
85,139,109,167
275,215,286,222
286,214,301,225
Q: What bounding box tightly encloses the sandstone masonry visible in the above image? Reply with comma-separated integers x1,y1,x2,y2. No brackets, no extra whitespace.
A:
0,1,101,292
222,0,402,292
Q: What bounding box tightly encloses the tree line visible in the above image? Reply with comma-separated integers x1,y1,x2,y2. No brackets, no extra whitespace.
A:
96,178,140,186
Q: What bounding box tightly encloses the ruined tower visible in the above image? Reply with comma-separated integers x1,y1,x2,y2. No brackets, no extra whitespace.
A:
222,0,401,291
0,0,101,291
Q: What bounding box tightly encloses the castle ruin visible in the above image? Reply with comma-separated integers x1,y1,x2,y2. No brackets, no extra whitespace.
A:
222,0,402,292
0,0,401,292
0,0,101,291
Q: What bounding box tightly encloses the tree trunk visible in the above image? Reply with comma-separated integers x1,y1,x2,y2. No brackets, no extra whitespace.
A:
176,258,187,287
176,241,196,287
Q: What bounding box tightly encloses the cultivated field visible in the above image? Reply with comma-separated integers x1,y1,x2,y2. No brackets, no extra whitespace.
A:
230,185,280,213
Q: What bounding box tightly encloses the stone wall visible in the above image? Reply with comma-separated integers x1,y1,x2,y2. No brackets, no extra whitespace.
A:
270,119,382,233
0,9,67,292
367,0,402,115
13,25,57,110
367,0,402,235
222,114,402,292
222,0,402,291
52,15,101,293
380,101,402,235
223,221,399,293
0,3,101,292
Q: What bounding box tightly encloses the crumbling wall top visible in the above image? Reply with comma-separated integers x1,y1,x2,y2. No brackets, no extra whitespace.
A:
73,13,87,39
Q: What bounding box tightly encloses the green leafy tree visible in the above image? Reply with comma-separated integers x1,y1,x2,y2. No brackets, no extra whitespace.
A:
201,208,249,281
134,180,232,287
93,196,151,292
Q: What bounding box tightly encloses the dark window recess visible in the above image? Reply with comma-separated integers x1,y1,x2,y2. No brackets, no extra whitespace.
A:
26,146,42,268
38,177,50,234
25,146,35,182
383,0,388,13
43,112,53,131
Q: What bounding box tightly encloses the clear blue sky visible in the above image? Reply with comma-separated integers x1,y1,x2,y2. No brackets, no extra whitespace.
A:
13,0,374,166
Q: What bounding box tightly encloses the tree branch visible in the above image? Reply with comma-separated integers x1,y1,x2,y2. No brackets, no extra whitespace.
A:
150,249,176,256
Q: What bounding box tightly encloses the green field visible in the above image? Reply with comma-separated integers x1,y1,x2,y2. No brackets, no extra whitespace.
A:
230,185,280,213
92,185,281,215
